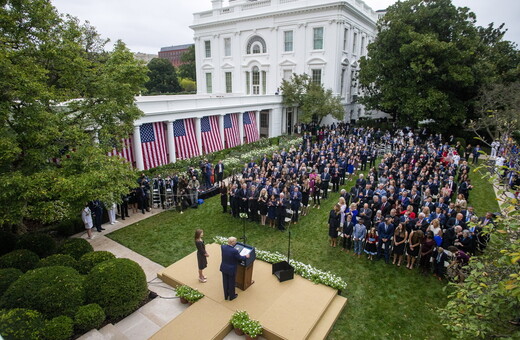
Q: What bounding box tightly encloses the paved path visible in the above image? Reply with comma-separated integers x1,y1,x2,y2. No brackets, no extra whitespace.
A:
75,207,261,340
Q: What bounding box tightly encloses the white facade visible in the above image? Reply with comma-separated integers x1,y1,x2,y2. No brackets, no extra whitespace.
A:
131,0,383,169
191,0,380,122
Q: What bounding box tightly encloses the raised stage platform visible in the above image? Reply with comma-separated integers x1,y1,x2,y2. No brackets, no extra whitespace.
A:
152,243,347,340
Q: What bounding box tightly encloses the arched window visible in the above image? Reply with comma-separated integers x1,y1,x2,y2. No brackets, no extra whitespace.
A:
246,36,267,54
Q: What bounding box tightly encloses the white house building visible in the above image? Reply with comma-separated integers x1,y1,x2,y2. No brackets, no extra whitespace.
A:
130,0,383,170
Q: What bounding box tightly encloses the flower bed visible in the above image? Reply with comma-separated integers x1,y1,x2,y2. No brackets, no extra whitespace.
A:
213,236,347,291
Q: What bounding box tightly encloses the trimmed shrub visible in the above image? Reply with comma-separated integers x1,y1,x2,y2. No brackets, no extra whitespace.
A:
58,238,93,260
0,308,45,340
74,303,105,332
56,218,84,237
0,249,40,272
0,230,18,256
77,251,116,274
16,233,57,258
0,266,85,318
37,254,78,270
0,268,23,296
42,316,74,340
85,258,148,319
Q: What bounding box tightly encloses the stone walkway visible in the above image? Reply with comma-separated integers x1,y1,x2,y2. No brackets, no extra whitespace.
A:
75,208,258,340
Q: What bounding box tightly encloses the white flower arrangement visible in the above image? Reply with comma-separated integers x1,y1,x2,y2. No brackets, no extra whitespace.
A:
213,236,347,291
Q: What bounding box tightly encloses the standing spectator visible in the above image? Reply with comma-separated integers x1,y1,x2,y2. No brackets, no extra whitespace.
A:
419,231,436,275
432,246,448,280
472,145,481,164
89,200,105,232
195,229,209,283
364,227,378,261
215,160,225,186
81,203,94,239
187,176,200,207
290,186,302,224
267,194,277,229
342,214,354,252
312,177,321,209
120,193,130,220
392,223,408,266
276,193,288,231
301,179,310,217
220,183,228,213
107,202,117,225
353,217,367,258
258,188,268,226
328,204,341,247
406,229,423,270
377,216,395,263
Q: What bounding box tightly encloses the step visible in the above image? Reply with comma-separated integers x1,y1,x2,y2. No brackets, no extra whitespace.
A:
98,323,129,340
77,328,105,340
307,295,348,340
113,310,161,339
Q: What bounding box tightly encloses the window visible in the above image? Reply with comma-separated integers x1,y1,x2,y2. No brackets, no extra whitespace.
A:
284,31,293,52
361,36,365,55
260,112,268,128
225,72,232,93
261,71,266,94
246,71,250,95
313,27,323,50
343,28,348,51
246,36,267,54
283,69,292,81
252,43,261,54
204,40,211,58
311,69,322,84
252,66,260,95
224,38,231,57
340,69,346,95
205,72,212,93
352,32,357,54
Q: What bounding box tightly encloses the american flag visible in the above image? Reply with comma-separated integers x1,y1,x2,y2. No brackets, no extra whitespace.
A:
107,137,135,165
140,122,168,170
174,119,200,160
224,113,240,148
201,116,223,154
243,111,259,143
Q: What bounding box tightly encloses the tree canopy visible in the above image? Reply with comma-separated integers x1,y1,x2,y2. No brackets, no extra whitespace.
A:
358,0,518,130
0,0,148,232
178,45,196,81
144,58,181,94
280,74,344,124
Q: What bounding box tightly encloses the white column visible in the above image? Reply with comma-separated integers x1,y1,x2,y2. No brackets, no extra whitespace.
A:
167,121,176,163
218,114,225,149
133,125,144,170
270,106,283,137
238,112,244,145
293,108,298,133
194,117,203,155
255,110,261,137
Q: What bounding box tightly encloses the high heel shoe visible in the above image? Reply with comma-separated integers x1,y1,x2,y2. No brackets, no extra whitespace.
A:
199,278,207,283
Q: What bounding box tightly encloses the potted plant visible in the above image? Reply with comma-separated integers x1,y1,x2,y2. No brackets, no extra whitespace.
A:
242,318,262,340
175,285,204,304
230,310,249,335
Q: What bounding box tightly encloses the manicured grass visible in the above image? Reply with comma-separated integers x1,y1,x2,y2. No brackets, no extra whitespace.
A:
111,174,503,339
467,166,500,214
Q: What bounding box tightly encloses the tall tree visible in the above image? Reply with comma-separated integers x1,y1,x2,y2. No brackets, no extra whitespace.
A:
280,74,344,124
0,0,148,232
178,45,196,81
468,82,520,144
144,58,181,94
359,0,494,129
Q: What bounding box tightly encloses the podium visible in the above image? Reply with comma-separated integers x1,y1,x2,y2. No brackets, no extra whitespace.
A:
234,242,256,291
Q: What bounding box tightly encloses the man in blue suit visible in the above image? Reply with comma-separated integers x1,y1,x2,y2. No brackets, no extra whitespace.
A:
377,216,395,263
220,237,250,300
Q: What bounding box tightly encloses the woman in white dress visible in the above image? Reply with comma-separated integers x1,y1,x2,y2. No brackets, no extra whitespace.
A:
81,203,94,239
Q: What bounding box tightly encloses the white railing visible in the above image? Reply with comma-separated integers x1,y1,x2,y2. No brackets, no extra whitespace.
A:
199,10,213,18
279,0,298,4
241,0,271,11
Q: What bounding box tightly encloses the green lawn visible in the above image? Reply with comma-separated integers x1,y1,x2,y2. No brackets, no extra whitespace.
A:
108,171,497,339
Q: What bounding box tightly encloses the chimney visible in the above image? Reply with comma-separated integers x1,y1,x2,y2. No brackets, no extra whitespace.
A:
212,0,223,9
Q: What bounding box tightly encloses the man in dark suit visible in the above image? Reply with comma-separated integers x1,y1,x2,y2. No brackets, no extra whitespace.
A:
377,216,395,263
215,160,225,185
220,237,250,300
238,183,249,214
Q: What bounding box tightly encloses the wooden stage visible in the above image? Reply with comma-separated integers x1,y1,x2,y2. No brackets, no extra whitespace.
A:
152,243,347,340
